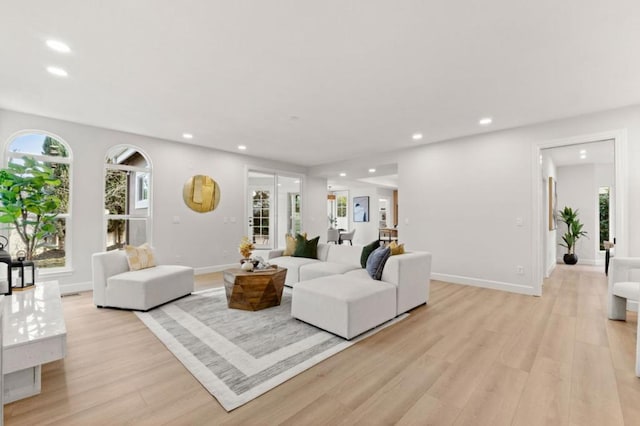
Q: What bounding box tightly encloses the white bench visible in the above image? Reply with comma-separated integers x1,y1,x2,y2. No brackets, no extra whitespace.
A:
92,250,194,311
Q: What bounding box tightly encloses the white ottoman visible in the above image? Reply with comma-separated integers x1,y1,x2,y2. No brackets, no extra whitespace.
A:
291,275,397,339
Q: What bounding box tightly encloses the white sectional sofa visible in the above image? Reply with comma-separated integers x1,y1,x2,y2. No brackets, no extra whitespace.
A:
268,243,431,339
92,249,194,311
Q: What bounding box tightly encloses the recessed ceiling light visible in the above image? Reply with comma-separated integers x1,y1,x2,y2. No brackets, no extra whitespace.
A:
479,117,493,126
339,172,346,177
46,39,71,53
182,133,193,139
369,168,376,173
46,66,68,77
238,145,247,151
579,149,586,154
412,133,423,140
580,154,587,160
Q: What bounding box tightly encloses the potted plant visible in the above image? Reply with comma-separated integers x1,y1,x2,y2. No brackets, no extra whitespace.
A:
558,206,588,265
0,157,61,261
328,214,337,229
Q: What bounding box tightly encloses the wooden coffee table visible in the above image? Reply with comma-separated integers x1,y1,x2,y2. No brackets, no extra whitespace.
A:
223,267,287,311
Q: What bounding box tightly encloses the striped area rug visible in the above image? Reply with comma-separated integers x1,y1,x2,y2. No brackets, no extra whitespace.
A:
136,287,406,411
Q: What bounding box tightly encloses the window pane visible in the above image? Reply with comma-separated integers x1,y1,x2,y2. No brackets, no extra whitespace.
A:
6,158,70,214
35,218,67,268
106,218,147,250
49,162,70,213
105,169,128,214
106,219,127,250
8,134,69,157
5,218,67,268
106,146,149,168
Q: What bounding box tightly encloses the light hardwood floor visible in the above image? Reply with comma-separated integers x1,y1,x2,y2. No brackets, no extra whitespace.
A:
4,265,640,425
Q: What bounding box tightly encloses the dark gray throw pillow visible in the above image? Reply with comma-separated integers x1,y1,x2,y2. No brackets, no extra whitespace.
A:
360,240,380,268
366,246,391,280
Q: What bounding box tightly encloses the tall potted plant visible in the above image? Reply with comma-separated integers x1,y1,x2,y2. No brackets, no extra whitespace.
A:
0,157,61,261
558,206,588,265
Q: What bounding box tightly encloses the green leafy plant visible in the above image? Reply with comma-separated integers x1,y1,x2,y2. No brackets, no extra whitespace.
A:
0,157,61,260
558,206,588,255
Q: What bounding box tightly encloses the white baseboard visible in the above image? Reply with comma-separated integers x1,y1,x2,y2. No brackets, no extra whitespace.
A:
60,281,92,295
194,263,238,275
628,300,639,312
430,273,537,296
545,263,556,278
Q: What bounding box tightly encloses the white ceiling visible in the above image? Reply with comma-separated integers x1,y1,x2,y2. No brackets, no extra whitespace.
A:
544,139,614,167
2,1,640,168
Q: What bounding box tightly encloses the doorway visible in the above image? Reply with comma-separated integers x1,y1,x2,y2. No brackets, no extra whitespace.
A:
533,131,628,295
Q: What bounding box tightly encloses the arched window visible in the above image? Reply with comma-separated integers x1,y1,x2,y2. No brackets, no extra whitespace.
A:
4,132,72,269
104,146,151,250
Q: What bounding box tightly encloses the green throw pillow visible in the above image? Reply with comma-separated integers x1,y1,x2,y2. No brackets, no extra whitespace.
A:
361,240,380,268
293,234,320,259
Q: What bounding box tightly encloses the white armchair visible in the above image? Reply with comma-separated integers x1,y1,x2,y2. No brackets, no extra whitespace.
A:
608,257,640,377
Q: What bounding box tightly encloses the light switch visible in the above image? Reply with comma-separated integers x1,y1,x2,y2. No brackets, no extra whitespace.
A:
516,217,523,227
172,216,181,224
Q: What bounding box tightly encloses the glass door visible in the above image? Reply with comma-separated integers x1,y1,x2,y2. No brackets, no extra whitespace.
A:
248,171,274,249
247,170,303,250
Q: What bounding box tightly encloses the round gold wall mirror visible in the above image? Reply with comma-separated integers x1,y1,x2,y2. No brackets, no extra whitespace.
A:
183,175,221,213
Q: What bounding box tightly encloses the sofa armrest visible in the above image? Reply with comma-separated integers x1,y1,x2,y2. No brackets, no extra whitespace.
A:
92,250,130,306
382,251,432,314
267,249,285,259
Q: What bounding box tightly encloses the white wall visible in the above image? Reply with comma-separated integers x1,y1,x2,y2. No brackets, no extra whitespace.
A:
556,164,598,264
0,109,308,292
302,176,328,245
397,104,639,295
541,154,557,276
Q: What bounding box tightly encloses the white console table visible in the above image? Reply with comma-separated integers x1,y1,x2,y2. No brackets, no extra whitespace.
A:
3,281,67,403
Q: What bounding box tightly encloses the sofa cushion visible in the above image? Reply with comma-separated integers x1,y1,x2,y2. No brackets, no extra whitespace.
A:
269,256,320,285
360,240,380,268
106,265,194,311
366,246,391,280
291,275,397,339
124,243,156,271
300,262,361,281
325,243,363,267
293,234,320,259
343,268,374,281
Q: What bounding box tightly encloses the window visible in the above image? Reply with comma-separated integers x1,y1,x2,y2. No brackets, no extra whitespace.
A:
135,172,149,209
4,132,72,269
104,146,151,250
599,186,610,250
252,190,271,246
337,195,347,218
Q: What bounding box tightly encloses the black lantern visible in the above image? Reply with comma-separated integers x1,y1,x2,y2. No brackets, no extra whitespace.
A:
11,250,35,291
0,235,13,295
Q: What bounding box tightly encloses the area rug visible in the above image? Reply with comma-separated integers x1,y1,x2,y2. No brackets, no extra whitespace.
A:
136,287,407,411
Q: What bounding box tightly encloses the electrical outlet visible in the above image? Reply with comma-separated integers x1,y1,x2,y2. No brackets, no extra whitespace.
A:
516,265,524,275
